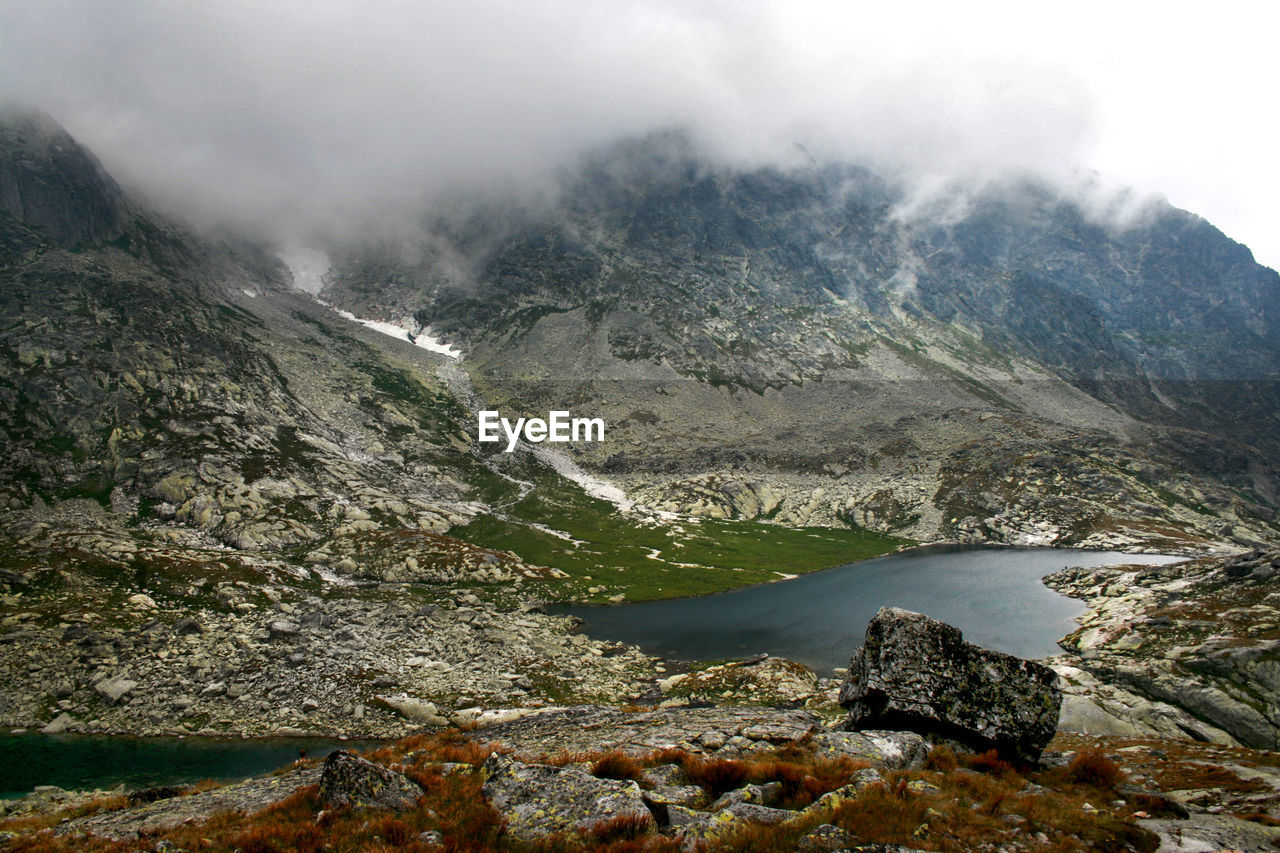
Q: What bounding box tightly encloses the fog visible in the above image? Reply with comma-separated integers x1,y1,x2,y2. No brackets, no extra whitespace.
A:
2,1,1277,267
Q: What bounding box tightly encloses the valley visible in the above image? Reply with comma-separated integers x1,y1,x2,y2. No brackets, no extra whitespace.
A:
1,107,1279,850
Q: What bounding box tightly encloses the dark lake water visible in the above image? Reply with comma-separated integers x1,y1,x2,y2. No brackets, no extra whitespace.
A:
0,546,1179,798
0,734,379,799
559,544,1181,673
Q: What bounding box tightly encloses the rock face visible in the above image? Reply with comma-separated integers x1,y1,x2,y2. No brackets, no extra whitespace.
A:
0,107,131,247
1048,550,1280,750
317,750,422,812
480,752,654,841
839,607,1062,763
809,730,929,771
325,130,1280,549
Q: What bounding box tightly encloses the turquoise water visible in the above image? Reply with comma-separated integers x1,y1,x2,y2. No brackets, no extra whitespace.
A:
0,734,379,799
558,544,1180,673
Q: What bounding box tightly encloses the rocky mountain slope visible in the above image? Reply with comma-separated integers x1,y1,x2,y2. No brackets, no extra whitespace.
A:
0,108,688,736
2,108,1279,769
325,132,1280,551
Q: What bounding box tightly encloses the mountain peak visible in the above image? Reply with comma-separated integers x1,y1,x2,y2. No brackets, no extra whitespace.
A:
0,105,131,247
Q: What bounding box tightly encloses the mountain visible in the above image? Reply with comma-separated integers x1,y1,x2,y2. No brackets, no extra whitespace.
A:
0,109,680,738
0,111,1278,744
324,131,1280,551
0,109,131,249
6,112,1280,852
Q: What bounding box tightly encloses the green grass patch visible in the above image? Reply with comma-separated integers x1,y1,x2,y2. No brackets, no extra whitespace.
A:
451,457,906,602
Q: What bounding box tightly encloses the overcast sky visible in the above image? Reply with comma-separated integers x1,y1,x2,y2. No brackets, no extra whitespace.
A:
2,0,1278,269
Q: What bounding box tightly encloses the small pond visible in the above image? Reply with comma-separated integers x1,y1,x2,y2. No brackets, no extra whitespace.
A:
0,734,380,799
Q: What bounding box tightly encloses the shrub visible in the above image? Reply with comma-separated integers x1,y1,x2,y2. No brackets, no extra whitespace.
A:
1067,749,1124,790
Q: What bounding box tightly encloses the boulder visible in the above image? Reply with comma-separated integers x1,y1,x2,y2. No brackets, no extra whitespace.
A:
41,712,74,734
374,695,448,726
797,824,861,852
126,786,186,805
709,781,782,810
481,752,653,841
839,607,1061,763
93,675,138,705
718,800,791,825
318,750,422,812
663,804,740,846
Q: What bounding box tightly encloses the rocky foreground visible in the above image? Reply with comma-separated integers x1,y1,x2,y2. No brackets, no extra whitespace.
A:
0,544,657,738
5,606,1280,852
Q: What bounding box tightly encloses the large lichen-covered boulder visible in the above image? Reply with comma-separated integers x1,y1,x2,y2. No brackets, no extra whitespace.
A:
481,752,654,841
839,607,1062,763
318,750,423,812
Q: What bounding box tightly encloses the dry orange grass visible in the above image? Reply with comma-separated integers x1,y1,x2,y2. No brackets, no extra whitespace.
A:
0,731,1187,853
591,751,647,783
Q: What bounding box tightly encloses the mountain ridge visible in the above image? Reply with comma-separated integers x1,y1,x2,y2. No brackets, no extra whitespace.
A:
322,131,1280,549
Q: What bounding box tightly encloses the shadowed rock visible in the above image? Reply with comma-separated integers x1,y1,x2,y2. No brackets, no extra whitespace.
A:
839,607,1062,763
0,107,131,247
318,750,423,812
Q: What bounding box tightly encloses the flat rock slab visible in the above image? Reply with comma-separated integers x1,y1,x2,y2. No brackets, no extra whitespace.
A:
809,730,929,769
473,705,821,757
481,752,653,841
840,607,1061,763
57,765,320,841
1140,813,1280,852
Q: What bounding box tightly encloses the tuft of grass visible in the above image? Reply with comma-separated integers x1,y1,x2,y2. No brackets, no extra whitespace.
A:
584,813,654,844
679,756,751,798
591,752,646,784
830,778,930,844
926,744,959,772
965,748,1016,777
225,786,324,853
1240,812,1280,827
747,756,867,810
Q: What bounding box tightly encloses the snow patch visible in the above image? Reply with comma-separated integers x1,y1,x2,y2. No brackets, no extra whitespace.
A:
531,445,632,512
526,522,585,546
311,565,358,587
277,247,462,358
241,288,259,298
277,247,330,295
334,312,462,359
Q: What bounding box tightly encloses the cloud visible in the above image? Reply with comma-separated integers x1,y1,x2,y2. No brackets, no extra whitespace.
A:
1,0,1276,267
